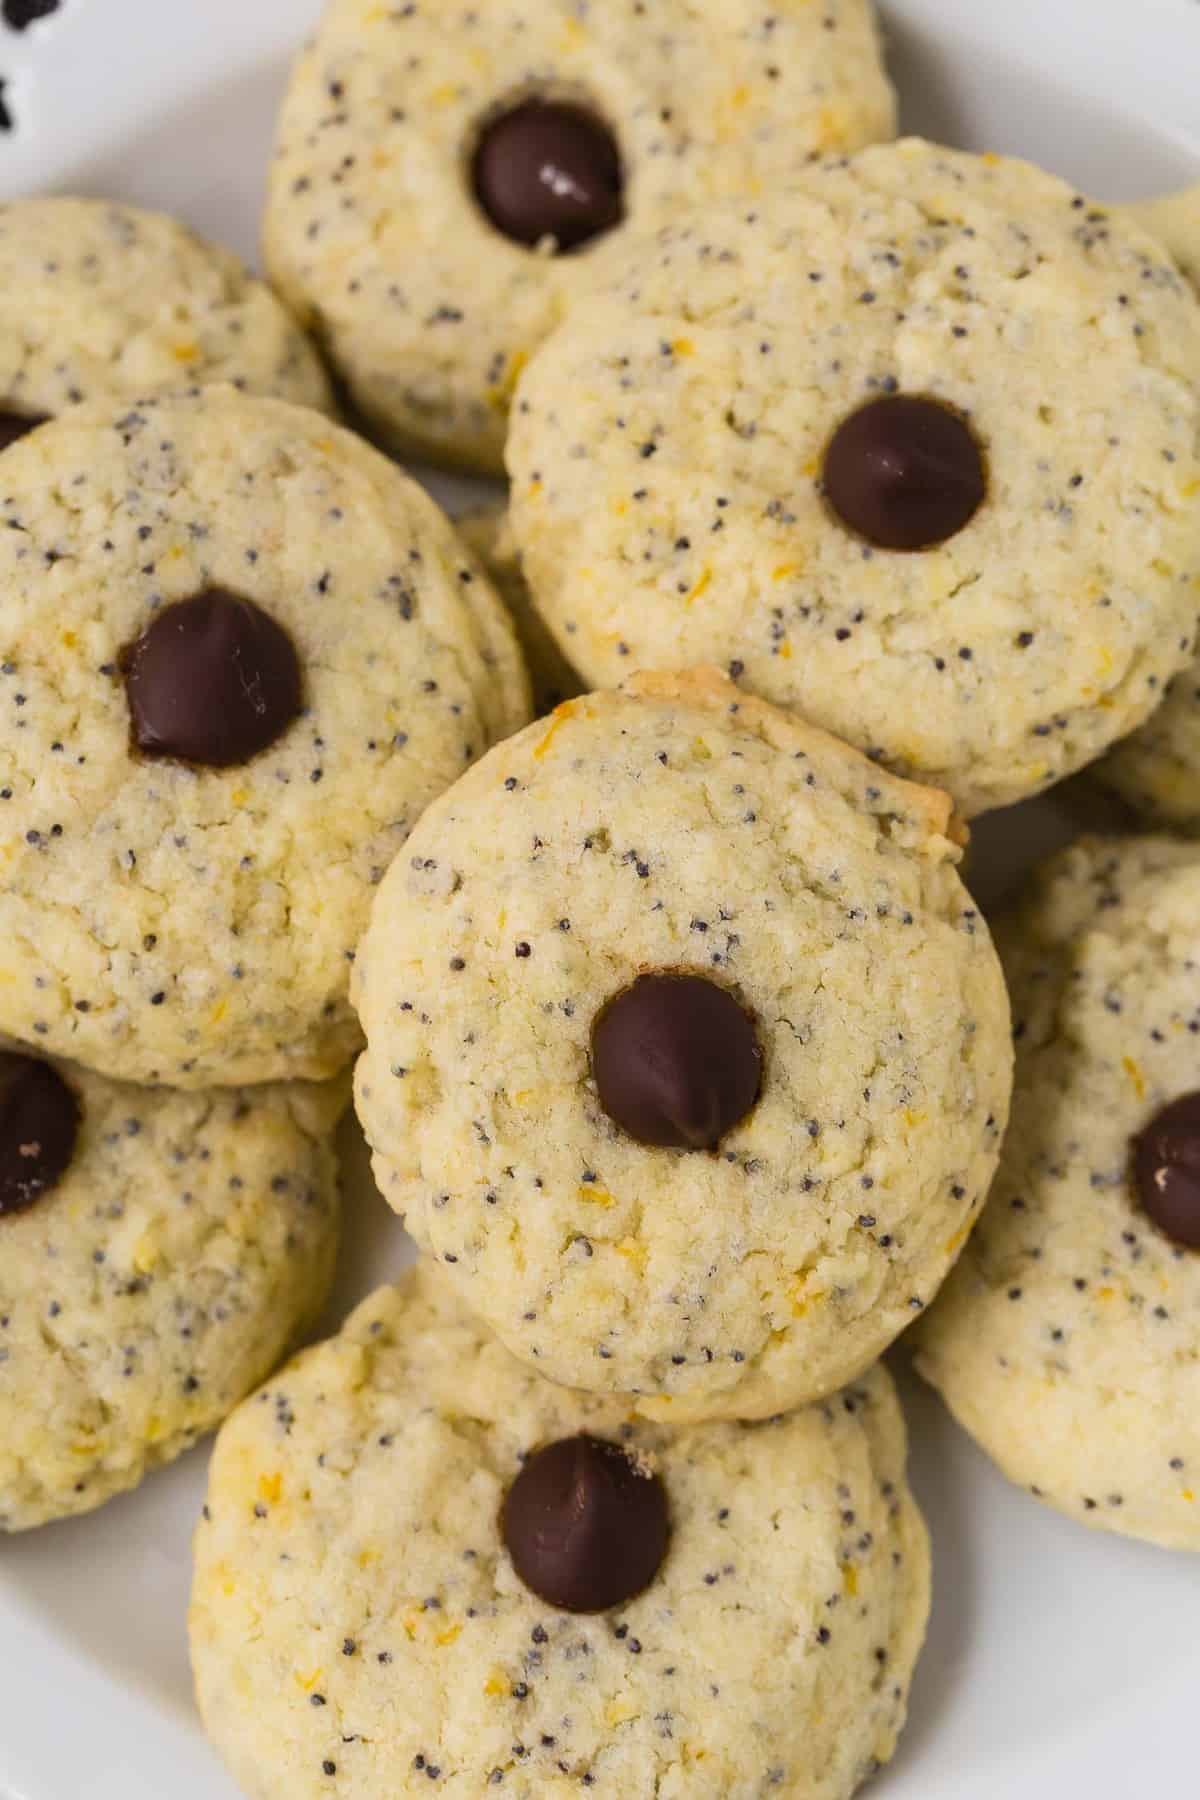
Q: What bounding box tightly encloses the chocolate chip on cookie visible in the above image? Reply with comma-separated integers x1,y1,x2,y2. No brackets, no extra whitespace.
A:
2,2,62,32
0,388,529,1088
264,0,896,470
0,1052,78,1216
0,411,46,453
356,671,1011,1422
473,102,623,253
823,394,986,551
122,590,304,769
1133,1092,1200,1248
509,141,1200,814
502,1433,669,1612
591,972,761,1150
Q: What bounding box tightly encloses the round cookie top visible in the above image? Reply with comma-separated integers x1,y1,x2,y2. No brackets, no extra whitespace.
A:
263,0,896,473
354,669,1012,1421
0,197,333,438
191,1265,930,1800
0,387,531,1088
507,138,1200,816
0,1046,344,1531
916,834,1200,1550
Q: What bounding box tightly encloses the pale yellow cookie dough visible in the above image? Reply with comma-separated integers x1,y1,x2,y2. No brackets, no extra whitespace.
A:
263,0,896,472
191,1264,930,1799
1098,187,1200,825
0,387,530,1088
354,669,1012,1422
1098,655,1200,827
456,505,582,713
0,196,332,424
916,834,1200,1550
1120,186,1200,291
508,138,1200,816
0,1054,344,1531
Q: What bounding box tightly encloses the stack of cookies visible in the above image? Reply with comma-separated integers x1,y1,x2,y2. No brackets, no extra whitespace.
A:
0,197,531,1534
3,0,1200,1796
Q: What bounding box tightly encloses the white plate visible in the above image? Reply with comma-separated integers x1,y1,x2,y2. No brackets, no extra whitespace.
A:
0,2,1198,1796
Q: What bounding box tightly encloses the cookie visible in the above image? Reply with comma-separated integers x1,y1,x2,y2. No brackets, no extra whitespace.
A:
354,669,1012,1423
507,138,1200,816
456,505,582,713
1121,185,1200,292
262,0,896,473
0,197,332,446
0,386,530,1089
1097,651,1200,827
191,1263,930,1799
1096,188,1200,823
916,834,1200,1550
0,1047,344,1530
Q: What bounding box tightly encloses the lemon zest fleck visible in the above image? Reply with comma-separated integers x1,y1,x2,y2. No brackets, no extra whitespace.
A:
685,567,712,606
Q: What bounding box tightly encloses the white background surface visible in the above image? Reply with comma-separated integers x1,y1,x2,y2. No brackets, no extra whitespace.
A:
0,1,1198,1796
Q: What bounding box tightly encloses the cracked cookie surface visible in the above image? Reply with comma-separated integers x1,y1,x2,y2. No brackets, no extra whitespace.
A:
917,834,1200,1549
0,1053,344,1530
191,1263,929,1799
508,139,1200,815
354,670,1012,1421
263,0,895,472
0,386,530,1087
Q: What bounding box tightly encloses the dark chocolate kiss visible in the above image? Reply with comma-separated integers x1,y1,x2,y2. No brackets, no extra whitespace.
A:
823,394,986,551
0,1052,79,1216
0,410,48,452
591,971,762,1150
1132,1092,1200,1248
472,100,623,252
122,589,302,769
501,1434,669,1613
